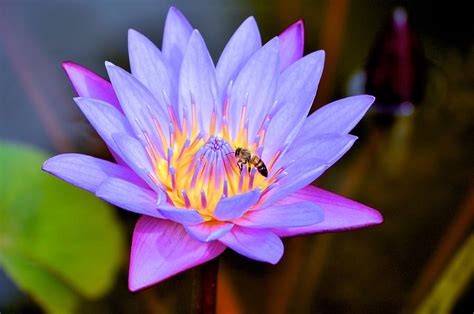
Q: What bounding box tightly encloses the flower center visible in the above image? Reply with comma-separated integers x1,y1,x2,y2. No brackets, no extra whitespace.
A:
167,134,270,218
141,94,282,219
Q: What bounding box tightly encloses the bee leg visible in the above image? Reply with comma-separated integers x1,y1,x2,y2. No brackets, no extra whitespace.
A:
248,165,251,174
237,160,243,173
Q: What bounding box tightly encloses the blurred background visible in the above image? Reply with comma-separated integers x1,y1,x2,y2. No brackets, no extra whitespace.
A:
0,0,473,313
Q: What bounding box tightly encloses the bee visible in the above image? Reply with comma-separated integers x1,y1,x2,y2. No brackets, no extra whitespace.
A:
234,147,268,177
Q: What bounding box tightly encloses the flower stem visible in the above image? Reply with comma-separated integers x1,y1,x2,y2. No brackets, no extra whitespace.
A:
193,257,219,314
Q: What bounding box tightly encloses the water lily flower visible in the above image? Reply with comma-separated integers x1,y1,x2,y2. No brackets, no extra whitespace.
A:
42,7,383,291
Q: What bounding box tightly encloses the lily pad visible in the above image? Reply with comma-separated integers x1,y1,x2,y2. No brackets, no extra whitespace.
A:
0,142,125,313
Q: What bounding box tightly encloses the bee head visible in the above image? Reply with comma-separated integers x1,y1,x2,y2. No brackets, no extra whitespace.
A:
235,147,241,157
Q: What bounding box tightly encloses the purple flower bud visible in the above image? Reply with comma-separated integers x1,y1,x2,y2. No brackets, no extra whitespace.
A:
365,7,427,116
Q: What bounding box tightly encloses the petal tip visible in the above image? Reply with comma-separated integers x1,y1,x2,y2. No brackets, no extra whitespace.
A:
61,60,76,71
355,204,385,228
41,155,68,178
288,19,305,34
190,28,201,38
367,95,376,104
359,94,376,104
349,134,359,139
61,61,89,82
166,6,192,29
41,158,52,172
308,50,325,64
104,61,116,69
268,245,284,265
243,15,258,26
168,6,181,15
128,270,153,293
128,28,140,39
280,19,304,35
372,209,384,224
41,154,65,174
354,94,376,112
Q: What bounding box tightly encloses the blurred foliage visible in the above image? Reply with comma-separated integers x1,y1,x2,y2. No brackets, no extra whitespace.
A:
0,142,125,313
415,234,474,313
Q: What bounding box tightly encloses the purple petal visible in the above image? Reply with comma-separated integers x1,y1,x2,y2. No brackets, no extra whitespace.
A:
112,133,159,191
278,20,304,71
42,153,144,193
271,134,357,176
213,189,261,221
276,50,324,108
62,61,121,111
179,30,219,135
157,206,205,226
128,29,173,111
216,16,261,99
63,63,127,165
95,178,164,218
261,101,304,163
272,185,383,237
263,51,325,161
74,97,133,154
236,200,323,228
184,222,234,242
229,38,280,142
106,62,170,146
218,226,283,264
298,95,375,138
162,6,193,89
129,216,225,291
262,158,328,206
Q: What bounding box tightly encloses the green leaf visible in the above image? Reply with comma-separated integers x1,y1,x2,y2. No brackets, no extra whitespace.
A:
0,141,125,313
0,252,78,314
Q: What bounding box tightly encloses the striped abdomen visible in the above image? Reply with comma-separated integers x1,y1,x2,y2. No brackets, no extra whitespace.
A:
251,156,268,177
